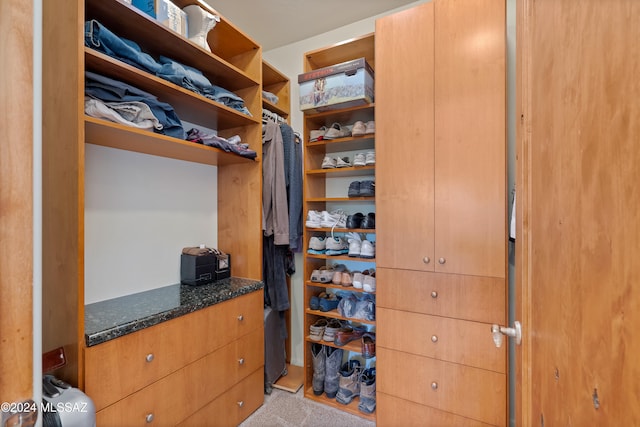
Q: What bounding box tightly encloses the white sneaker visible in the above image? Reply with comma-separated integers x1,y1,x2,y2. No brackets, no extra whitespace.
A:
335,156,351,168
353,153,366,167
351,121,366,136
322,156,337,169
352,271,364,289
305,210,322,228
320,210,347,228
360,240,375,259
325,236,349,255
364,120,375,134
365,151,376,166
310,126,327,142
324,122,351,139
308,236,326,254
346,232,362,257
363,275,376,292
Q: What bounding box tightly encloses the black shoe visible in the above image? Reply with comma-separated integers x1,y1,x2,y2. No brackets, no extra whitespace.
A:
346,212,364,229
361,212,375,229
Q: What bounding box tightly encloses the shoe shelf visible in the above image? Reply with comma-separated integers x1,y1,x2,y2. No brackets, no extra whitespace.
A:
305,253,376,262
305,280,376,294
306,197,375,203
306,136,375,154
302,33,376,420
305,336,367,354
306,166,375,177
305,308,376,326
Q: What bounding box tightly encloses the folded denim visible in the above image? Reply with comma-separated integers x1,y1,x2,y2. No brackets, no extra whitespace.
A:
85,20,161,74
85,20,252,117
85,71,185,139
186,128,257,159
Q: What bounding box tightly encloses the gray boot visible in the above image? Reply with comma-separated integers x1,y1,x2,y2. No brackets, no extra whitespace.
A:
324,347,344,399
358,367,376,414
312,344,326,395
336,360,361,405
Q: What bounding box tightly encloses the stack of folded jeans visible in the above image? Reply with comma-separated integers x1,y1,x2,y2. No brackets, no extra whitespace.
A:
84,20,252,117
85,71,185,139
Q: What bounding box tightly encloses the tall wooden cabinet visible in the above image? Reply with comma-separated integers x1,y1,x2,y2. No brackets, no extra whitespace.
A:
42,0,263,410
301,34,377,421
375,1,507,426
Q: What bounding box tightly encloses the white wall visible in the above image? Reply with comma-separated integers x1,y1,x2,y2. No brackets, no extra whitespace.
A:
263,0,429,368
84,143,218,304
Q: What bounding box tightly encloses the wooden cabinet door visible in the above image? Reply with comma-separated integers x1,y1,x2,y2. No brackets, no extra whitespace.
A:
375,2,435,272
517,1,640,424
434,0,506,278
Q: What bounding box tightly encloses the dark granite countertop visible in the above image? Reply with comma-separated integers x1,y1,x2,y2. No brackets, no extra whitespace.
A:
84,277,264,347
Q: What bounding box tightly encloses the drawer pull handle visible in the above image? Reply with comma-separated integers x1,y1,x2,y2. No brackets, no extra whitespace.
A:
438,257,446,265
145,353,154,363
145,413,154,423
431,335,438,343
237,314,244,321
237,401,244,408
431,382,438,390
431,291,438,299
423,256,430,264
238,358,245,365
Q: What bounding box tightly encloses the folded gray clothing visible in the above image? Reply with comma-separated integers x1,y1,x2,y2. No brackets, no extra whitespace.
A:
84,96,163,131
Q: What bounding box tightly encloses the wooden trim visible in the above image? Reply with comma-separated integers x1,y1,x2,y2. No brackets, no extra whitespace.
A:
515,0,532,425
0,0,34,402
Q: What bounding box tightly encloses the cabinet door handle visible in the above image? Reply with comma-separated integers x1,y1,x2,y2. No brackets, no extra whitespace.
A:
237,314,244,321
238,358,245,365
431,291,438,299
145,353,154,363
431,335,438,343
237,400,244,408
145,413,154,423
423,256,430,264
431,382,438,390
438,257,446,264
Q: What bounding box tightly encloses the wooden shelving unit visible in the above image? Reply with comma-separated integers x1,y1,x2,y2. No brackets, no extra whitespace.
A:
301,33,377,421
43,0,264,423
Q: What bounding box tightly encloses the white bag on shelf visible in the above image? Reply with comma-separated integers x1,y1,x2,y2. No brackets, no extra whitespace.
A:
183,5,220,52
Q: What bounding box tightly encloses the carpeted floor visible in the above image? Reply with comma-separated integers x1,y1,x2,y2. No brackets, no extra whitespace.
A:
239,387,376,427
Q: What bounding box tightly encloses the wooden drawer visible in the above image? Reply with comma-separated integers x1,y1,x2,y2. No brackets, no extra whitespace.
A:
86,291,262,411
177,368,264,426
96,328,264,426
377,347,506,427
377,307,506,373
376,268,505,323
377,392,496,427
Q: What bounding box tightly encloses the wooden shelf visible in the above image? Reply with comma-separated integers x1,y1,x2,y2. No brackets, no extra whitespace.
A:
306,136,375,154
86,0,260,89
85,49,259,131
303,33,375,72
305,281,376,295
305,227,375,234
305,253,376,263
305,308,376,326
85,117,255,166
305,336,371,354
306,197,375,203
304,387,376,421
306,166,375,177
304,104,375,126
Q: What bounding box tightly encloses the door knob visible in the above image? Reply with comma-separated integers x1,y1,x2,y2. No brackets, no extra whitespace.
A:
491,321,522,347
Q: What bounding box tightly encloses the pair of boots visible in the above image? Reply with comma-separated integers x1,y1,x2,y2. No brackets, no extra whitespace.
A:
336,362,376,414
312,343,343,398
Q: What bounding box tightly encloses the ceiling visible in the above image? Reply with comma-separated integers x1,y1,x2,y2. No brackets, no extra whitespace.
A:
202,0,419,50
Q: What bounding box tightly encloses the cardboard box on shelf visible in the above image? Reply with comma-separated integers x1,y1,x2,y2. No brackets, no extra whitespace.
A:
298,58,374,113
